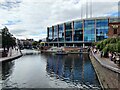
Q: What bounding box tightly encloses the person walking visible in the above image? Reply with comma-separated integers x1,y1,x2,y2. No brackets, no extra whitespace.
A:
9,47,12,56
112,53,115,61
94,48,97,54
100,51,103,58
108,52,112,61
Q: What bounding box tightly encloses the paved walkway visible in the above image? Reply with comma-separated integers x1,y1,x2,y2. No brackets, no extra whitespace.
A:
0,47,22,62
92,51,120,73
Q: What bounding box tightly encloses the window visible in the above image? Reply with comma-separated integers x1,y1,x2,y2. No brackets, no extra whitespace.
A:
84,20,95,42
49,27,53,42
65,23,72,30
96,19,109,41
74,21,82,30
114,29,117,34
59,24,64,41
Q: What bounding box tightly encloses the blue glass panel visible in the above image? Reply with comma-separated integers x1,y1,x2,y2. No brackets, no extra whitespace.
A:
59,24,64,32
84,20,95,42
74,21,83,30
53,26,58,42
49,27,53,41
65,30,72,41
65,22,72,30
59,24,64,42
96,19,108,41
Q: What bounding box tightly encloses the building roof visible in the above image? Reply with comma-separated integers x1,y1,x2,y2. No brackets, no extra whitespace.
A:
47,16,118,28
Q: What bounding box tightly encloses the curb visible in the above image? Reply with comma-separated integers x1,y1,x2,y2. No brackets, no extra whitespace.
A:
0,54,22,62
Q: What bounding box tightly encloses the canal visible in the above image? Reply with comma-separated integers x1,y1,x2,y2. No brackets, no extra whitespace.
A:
1,53,101,89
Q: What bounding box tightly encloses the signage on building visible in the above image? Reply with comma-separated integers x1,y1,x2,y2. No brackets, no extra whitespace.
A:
111,25,119,29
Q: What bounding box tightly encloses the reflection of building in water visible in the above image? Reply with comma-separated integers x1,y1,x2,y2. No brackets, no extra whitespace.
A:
46,54,99,85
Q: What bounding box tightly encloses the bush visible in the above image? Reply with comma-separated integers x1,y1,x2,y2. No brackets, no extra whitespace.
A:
107,44,116,53
117,41,120,53
102,46,108,57
100,41,104,50
95,37,120,57
96,42,100,49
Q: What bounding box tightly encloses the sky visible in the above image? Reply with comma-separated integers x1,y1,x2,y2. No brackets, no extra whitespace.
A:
0,0,119,41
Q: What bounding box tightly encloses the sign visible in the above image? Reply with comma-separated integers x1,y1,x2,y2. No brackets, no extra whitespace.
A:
111,25,119,29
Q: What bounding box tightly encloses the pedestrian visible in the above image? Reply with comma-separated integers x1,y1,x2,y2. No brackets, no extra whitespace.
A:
16,46,18,51
97,49,99,54
108,52,112,61
9,47,12,56
100,51,103,58
88,47,90,53
112,53,115,61
94,48,97,54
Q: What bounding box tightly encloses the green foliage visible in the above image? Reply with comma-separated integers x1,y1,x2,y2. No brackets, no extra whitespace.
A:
96,42,100,49
102,46,108,57
117,41,120,53
96,37,120,56
107,44,116,52
1,27,16,51
32,41,38,46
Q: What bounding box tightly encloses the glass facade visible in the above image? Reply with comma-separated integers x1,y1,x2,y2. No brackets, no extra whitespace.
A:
84,20,95,42
58,24,64,42
53,26,58,42
74,21,83,41
48,17,117,45
65,23,72,41
96,19,108,41
49,27,52,42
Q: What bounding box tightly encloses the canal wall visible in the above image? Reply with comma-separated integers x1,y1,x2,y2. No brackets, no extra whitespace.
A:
89,52,120,89
0,52,22,62
0,49,41,62
41,47,89,54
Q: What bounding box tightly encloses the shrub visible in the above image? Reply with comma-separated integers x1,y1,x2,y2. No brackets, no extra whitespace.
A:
95,37,120,56
100,41,104,50
107,44,116,53
117,41,120,53
102,46,108,57
96,42,100,49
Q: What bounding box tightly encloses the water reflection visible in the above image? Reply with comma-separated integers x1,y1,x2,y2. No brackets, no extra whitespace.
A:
46,53,100,87
1,53,101,89
2,61,14,80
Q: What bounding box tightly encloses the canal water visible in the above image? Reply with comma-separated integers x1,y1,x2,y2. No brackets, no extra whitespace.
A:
1,53,101,89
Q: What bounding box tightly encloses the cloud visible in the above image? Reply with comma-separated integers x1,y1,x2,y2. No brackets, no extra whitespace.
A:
0,0,22,10
2,20,21,25
10,29,27,34
0,0,119,41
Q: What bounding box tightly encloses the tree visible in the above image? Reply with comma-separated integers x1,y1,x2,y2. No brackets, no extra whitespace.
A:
1,27,16,51
32,41,40,49
38,39,42,43
32,41,38,46
96,37,120,57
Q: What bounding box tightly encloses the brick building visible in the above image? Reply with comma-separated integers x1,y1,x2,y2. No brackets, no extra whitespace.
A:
108,22,120,38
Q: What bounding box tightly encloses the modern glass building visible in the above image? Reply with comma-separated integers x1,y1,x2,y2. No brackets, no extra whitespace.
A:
47,17,118,47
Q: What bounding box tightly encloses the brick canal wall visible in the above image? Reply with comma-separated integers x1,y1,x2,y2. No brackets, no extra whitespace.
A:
89,53,120,89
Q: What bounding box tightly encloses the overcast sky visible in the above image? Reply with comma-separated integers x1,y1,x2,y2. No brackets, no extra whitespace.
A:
0,0,119,41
